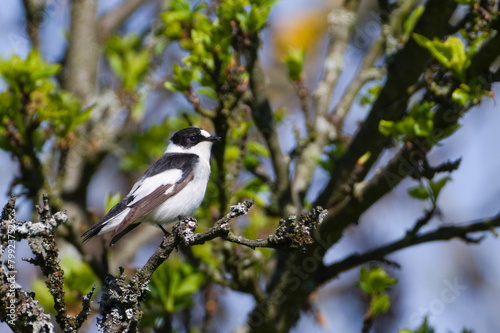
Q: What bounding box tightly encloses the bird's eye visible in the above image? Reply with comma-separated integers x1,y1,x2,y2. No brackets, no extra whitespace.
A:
189,136,197,141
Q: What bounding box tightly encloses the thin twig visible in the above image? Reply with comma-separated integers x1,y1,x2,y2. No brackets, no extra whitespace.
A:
21,0,45,47
97,0,156,43
291,0,362,211
247,57,292,214
319,213,500,285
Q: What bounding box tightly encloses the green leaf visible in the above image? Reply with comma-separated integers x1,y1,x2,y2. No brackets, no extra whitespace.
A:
32,279,56,312
0,49,87,178
104,34,152,89
197,86,217,99
408,177,452,205
408,186,430,200
166,63,196,92
225,145,241,162
379,102,434,141
32,256,98,312
0,50,60,94
466,31,491,59
232,178,270,207
412,33,450,67
379,119,397,137
247,141,270,157
176,272,206,296
283,47,305,82
164,81,178,92
452,86,471,106
230,121,252,139
357,151,372,166
399,317,434,333
147,259,206,315
360,84,382,106
359,267,398,295
243,153,260,170
245,4,272,32
403,5,424,38
412,34,469,81
159,0,274,113
105,192,123,211
429,176,451,203
433,122,461,142
370,294,391,316
317,156,335,173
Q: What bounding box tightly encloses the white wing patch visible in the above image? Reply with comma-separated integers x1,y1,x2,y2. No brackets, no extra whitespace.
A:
98,207,131,234
127,169,183,207
164,186,175,195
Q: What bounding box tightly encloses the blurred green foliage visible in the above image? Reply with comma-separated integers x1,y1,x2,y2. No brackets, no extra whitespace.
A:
399,318,435,333
32,255,98,315
283,48,305,82
105,34,153,90
413,35,470,81
316,143,346,174
399,317,475,333
359,266,397,295
0,50,89,152
359,266,397,317
360,84,382,107
120,117,192,172
0,50,89,195
162,0,273,98
379,101,435,141
403,5,424,43
142,258,207,328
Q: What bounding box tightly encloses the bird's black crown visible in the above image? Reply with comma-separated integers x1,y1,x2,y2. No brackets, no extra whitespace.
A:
170,127,218,149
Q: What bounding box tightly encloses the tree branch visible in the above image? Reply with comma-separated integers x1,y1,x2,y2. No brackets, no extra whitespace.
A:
0,195,94,332
319,212,500,285
1,195,68,242
247,2,462,331
466,17,500,80
21,0,45,48
0,275,55,333
0,196,55,333
331,0,422,128
247,58,292,215
97,0,156,43
291,0,361,211
315,0,459,209
63,0,99,103
313,0,361,117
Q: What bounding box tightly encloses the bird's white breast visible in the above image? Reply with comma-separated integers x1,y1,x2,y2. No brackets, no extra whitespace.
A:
143,157,211,224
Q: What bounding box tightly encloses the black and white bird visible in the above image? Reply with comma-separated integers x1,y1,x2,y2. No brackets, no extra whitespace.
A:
82,127,220,246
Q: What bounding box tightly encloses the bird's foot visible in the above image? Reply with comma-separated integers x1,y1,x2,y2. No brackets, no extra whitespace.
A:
157,224,170,236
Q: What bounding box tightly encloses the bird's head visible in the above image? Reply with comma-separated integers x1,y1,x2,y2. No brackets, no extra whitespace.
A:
166,127,221,157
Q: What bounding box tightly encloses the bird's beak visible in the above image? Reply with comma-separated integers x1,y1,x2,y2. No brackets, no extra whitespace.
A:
207,135,221,142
